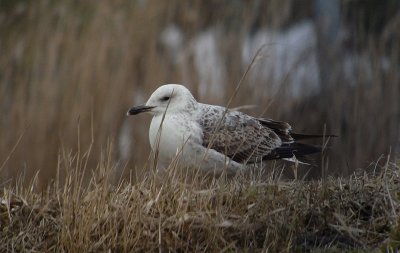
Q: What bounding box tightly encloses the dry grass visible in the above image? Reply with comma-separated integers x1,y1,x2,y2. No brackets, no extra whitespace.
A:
0,1,399,187
1,148,399,252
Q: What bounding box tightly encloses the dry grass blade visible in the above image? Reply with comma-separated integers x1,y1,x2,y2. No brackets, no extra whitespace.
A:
0,124,29,173
203,45,266,166
1,151,399,252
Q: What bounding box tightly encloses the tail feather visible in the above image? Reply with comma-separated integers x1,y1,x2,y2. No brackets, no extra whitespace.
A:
291,133,337,140
263,142,322,162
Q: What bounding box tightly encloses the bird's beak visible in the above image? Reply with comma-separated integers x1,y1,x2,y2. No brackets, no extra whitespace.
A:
126,104,155,116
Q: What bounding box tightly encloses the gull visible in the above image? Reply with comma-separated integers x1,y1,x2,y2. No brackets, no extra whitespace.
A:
127,84,332,172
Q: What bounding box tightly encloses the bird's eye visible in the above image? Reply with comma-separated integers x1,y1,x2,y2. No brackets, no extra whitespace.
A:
160,96,170,102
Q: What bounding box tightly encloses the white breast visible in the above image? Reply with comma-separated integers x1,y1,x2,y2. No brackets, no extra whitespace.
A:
149,113,203,166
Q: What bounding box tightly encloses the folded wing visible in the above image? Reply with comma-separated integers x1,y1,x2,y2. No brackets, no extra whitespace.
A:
197,105,323,164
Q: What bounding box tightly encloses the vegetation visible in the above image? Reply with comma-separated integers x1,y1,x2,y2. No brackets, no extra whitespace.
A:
1,150,399,252
1,0,400,186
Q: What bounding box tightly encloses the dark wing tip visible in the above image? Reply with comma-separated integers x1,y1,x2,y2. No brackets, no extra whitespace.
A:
258,118,293,142
291,133,338,140
263,142,322,161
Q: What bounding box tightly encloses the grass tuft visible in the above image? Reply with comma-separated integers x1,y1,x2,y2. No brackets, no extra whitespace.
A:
1,154,399,252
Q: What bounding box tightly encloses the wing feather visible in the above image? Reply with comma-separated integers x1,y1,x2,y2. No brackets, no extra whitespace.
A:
196,104,330,165
197,105,282,163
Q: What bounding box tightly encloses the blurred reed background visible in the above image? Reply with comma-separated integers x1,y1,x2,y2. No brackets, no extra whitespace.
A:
0,0,399,188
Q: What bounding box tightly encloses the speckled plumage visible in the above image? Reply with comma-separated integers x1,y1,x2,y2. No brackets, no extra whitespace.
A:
195,104,290,163
127,84,325,172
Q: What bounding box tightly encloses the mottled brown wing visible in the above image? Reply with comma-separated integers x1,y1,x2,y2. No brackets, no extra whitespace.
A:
258,118,293,143
198,108,283,163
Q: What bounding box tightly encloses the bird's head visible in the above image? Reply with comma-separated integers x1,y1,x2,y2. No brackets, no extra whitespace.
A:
127,84,197,116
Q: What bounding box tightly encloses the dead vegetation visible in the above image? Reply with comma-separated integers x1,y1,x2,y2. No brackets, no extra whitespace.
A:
0,1,400,187
1,153,399,252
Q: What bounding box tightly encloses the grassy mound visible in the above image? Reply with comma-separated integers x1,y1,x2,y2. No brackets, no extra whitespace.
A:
1,161,399,252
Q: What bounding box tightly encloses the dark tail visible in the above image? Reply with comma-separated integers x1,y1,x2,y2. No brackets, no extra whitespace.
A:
263,142,322,161
291,133,337,140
